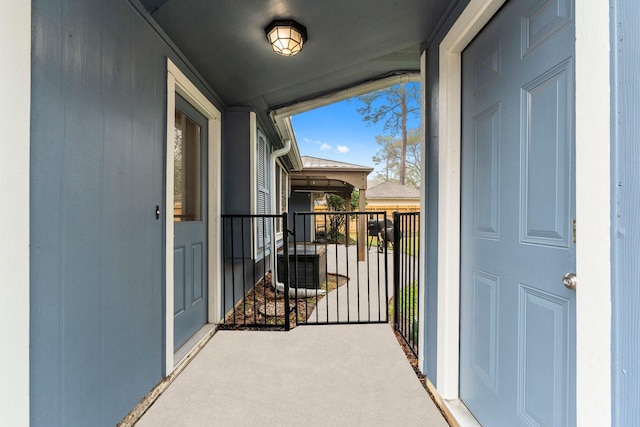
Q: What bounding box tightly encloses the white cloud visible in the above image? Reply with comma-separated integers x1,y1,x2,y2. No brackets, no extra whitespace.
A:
336,145,350,153
320,143,332,151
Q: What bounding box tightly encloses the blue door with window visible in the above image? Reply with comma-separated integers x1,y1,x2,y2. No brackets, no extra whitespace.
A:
173,95,208,350
460,0,576,425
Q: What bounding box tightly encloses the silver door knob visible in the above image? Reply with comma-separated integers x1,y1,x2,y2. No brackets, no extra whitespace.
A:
563,273,577,290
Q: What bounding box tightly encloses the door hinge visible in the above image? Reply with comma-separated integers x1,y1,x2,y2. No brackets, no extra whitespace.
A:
573,218,576,243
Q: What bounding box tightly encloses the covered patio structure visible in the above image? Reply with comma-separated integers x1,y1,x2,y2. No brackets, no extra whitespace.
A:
290,156,373,261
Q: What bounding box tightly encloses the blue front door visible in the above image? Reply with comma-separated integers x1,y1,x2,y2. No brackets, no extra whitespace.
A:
173,95,208,350
460,0,576,425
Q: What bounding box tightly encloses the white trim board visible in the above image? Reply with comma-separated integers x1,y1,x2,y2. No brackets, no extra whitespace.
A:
417,51,427,372
0,2,30,425
436,0,507,401
270,73,419,120
574,0,611,425
165,58,222,375
434,0,611,425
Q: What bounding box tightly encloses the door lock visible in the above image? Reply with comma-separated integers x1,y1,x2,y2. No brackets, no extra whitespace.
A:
563,273,577,290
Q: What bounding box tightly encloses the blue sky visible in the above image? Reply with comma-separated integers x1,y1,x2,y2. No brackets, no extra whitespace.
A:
291,92,421,175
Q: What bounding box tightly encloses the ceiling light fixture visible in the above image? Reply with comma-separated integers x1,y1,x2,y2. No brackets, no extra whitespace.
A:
265,19,307,57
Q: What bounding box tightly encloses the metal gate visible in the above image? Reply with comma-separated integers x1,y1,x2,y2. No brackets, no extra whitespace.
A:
392,211,420,357
220,210,420,349
220,211,394,329
291,211,390,326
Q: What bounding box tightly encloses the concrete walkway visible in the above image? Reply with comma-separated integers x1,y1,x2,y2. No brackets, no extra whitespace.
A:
136,325,448,426
137,244,447,426
307,244,393,324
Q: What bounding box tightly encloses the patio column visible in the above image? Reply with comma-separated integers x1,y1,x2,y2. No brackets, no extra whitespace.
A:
345,192,351,247
358,188,366,261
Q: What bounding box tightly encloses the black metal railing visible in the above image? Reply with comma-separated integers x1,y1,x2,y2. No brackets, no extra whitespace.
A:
220,210,404,330
393,211,420,357
220,213,291,330
292,211,389,325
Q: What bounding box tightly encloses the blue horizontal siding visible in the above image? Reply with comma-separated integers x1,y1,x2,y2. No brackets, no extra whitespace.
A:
30,0,222,425
611,0,640,424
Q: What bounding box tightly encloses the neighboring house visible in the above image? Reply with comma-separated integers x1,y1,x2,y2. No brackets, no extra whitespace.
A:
365,181,420,218
1,1,638,426
367,177,385,189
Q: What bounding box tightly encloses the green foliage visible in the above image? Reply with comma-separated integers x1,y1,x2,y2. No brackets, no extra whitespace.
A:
324,190,360,243
399,234,419,256
388,281,418,315
371,129,421,187
389,280,419,345
325,193,345,211
325,189,359,212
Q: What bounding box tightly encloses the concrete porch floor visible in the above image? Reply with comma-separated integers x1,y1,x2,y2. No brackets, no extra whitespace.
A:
137,244,447,426
136,324,448,426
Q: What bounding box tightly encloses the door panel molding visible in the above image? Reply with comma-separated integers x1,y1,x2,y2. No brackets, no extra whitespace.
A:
517,284,570,426
471,269,499,392
521,0,572,57
472,103,501,239
519,58,573,248
192,242,204,303
474,43,501,92
174,246,186,315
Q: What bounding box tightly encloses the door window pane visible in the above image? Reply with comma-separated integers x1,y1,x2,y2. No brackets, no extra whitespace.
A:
174,109,202,222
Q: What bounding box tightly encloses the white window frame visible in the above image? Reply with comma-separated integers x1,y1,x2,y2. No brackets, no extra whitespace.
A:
251,126,272,259
165,58,222,374
1,2,31,425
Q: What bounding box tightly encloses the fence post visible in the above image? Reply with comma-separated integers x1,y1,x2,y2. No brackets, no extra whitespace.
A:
282,212,290,331
393,211,400,329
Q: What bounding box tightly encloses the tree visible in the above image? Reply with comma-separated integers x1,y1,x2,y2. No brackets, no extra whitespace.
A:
325,190,359,243
371,135,398,182
325,189,359,212
403,130,422,187
372,129,421,187
353,82,420,184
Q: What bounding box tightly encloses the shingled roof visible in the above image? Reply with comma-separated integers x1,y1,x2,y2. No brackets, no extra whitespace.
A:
366,181,420,199
301,156,373,171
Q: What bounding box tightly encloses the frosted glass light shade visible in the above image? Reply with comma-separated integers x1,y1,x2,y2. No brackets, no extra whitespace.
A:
265,20,307,56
